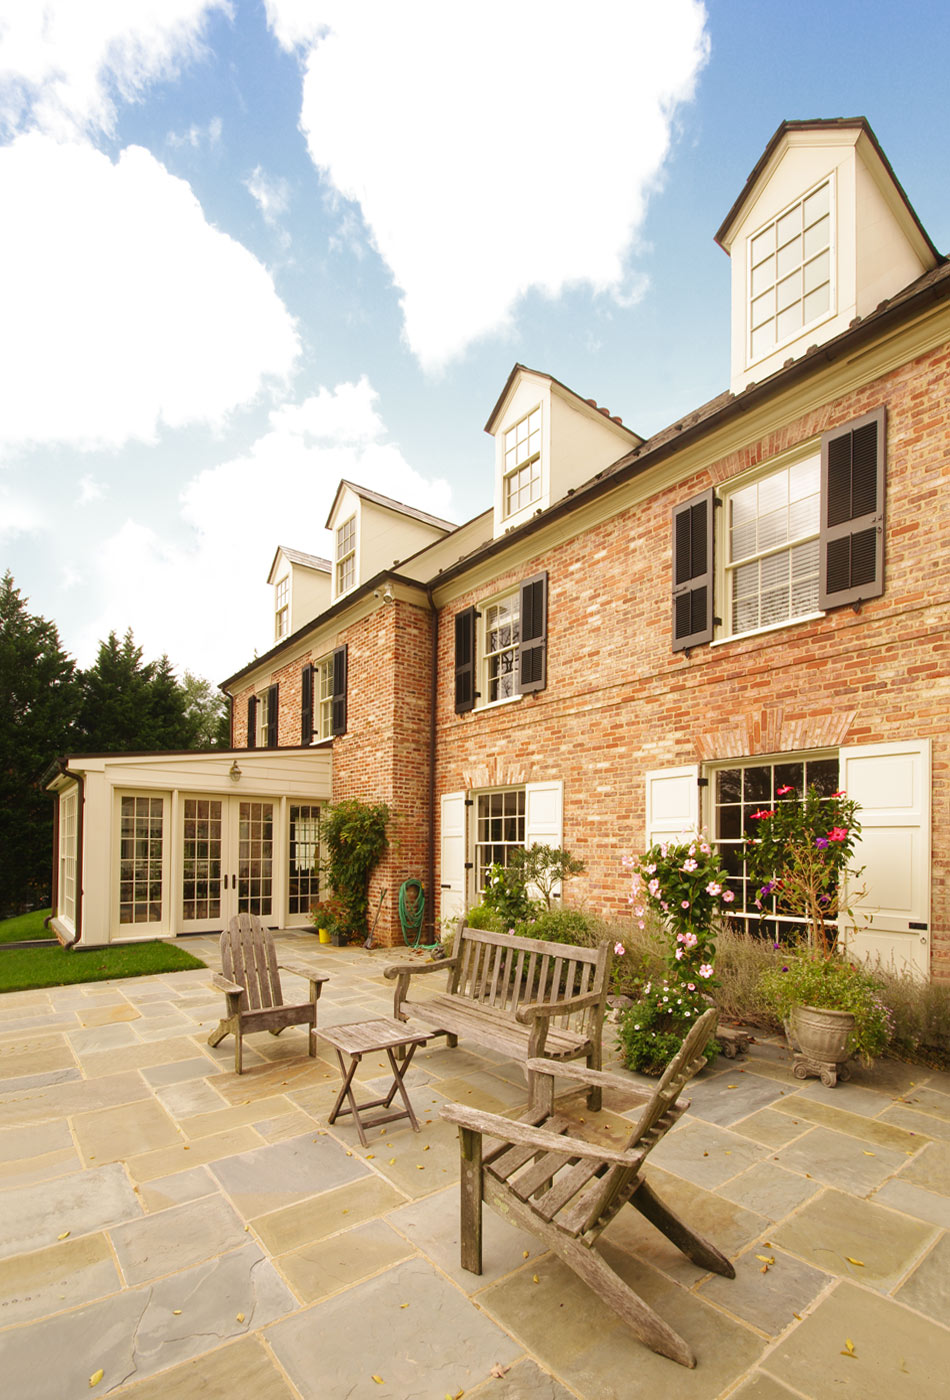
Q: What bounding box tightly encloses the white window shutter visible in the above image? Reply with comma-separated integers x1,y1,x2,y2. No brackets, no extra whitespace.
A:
645,766,700,846
439,791,467,926
839,739,931,978
525,781,564,902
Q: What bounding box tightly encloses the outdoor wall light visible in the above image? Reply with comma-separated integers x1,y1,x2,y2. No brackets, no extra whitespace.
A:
229,760,242,783
373,585,396,605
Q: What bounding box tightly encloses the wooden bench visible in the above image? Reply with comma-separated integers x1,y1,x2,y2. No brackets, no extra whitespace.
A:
384,924,612,1110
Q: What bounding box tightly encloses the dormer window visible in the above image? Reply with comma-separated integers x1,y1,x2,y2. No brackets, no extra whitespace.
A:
503,407,542,518
336,515,356,594
748,178,832,364
274,576,289,640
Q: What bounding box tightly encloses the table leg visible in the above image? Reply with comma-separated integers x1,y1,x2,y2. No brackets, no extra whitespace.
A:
328,1048,369,1147
385,1043,421,1132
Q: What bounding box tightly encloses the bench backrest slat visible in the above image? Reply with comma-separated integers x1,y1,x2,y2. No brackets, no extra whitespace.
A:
453,924,610,1036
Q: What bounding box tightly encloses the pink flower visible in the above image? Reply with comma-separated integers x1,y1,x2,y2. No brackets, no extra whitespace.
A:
613,942,626,956
681,900,690,909
698,963,714,979
749,809,775,820
638,921,645,930
687,982,696,992
832,790,846,798
776,784,794,796
682,858,698,872
682,931,698,949
675,947,684,960
699,841,711,854
645,863,657,874
827,827,849,842
648,878,660,896
722,890,735,903
706,881,722,896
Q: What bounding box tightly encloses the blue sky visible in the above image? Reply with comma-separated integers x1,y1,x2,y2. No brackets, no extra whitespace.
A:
2,1,949,684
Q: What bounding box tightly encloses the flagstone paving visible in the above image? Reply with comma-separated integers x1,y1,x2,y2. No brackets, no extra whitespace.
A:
0,931,948,1399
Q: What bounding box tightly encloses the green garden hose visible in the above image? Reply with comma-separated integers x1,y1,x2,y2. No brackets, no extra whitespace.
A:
399,878,435,948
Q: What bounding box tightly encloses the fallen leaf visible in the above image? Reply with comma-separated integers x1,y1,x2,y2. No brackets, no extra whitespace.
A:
841,1338,857,1359
173,1309,182,1316
89,1369,104,1388
755,1254,775,1265
236,1313,245,1323
372,1375,384,1385
417,1164,425,1170
424,1144,430,1151
490,1363,511,1379
532,1274,540,1284
863,1151,876,1157
389,1158,396,1165
366,1154,375,1159
58,1231,70,1240
793,1312,802,1320
523,1250,530,1259
760,1264,769,1274
846,1257,865,1267
401,1302,410,1309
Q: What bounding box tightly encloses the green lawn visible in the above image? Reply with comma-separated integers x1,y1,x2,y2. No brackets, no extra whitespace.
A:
0,919,206,992
0,908,55,943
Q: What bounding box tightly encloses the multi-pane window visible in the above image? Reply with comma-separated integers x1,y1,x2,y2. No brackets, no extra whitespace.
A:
714,755,839,938
482,593,520,703
336,516,356,593
58,789,78,926
275,577,289,639
257,688,272,746
238,801,273,916
119,795,164,924
289,804,320,915
749,179,832,362
474,789,526,895
315,655,334,740
727,456,821,635
503,408,542,516
182,798,222,922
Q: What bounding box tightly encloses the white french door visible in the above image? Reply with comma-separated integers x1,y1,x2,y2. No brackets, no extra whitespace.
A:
179,796,275,934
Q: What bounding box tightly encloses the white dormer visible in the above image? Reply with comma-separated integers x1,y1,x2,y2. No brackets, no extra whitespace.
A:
267,546,332,639
717,118,939,396
485,367,642,540
325,481,455,601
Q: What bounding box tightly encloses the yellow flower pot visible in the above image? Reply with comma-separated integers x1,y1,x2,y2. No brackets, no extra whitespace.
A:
318,928,331,944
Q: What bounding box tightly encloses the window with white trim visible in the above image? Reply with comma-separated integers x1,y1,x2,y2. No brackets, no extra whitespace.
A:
748,178,832,364
712,754,839,938
482,591,520,704
474,788,526,895
725,451,821,636
288,803,320,915
314,654,335,740
58,789,78,926
119,795,164,925
275,576,289,640
503,407,542,517
257,686,273,746
336,515,356,594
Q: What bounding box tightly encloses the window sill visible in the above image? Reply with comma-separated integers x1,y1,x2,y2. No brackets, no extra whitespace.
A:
711,611,824,647
474,694,523,713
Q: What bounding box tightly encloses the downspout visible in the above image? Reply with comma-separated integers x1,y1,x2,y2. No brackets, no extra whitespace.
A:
45,762,83,947
424,584,439,944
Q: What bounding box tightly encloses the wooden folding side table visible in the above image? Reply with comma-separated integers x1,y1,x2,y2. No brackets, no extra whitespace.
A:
320,1017,431,1147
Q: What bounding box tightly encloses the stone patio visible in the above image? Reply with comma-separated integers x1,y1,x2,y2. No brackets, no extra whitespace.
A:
1,932,949,1399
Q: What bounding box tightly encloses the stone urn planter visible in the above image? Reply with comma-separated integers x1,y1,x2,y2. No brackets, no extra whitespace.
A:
786,1004,855,1087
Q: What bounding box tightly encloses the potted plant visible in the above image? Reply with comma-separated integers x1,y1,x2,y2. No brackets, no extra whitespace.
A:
309,896,349,946
617,835,735,1073
746,785,891,1084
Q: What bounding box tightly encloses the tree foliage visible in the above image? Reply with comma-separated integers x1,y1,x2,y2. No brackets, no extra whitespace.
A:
0,573,79,914
319,799,390,938
181,672,230,749
76,630,199,753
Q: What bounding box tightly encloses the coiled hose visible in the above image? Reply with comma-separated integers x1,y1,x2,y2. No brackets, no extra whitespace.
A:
399,878,435,948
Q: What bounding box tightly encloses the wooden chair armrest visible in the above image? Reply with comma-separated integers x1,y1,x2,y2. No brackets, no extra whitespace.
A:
383,956,457,980
212,973,244,996
278,962,330,985
514,990,603,1025
440,1102,645,1167
524,1057,657,1102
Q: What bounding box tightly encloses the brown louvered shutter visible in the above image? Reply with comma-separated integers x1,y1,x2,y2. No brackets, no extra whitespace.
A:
330,646,347,736
819,408,885,610
454,607,477,713
518,572,547,694
246,694,257,749
266,684,279,748
672,489,715,651
300,664,313,745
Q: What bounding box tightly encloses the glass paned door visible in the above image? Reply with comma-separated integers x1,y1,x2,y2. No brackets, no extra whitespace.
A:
179,796,275,933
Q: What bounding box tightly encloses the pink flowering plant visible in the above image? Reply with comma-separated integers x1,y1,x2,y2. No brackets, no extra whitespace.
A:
744,786,863,956
616,835,733,1074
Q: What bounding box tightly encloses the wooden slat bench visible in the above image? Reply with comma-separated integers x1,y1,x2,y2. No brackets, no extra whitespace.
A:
384,923,612,1110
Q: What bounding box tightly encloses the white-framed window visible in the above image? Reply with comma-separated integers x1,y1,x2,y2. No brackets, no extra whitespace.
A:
503,407,542,517
288,803,320,915
723,450,821,637
748,178,833,364
336,515,356,594
118,794,165,925
474,788,527,895
275,576,289,640
58,788,78,926
314,654,335,740
481,590,520,705
711,753,840,939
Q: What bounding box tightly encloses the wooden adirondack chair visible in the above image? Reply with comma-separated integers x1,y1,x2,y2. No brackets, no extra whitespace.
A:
207,913,329,1073
441,1006,733,1368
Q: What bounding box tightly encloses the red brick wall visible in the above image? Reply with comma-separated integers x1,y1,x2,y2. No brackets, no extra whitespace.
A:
434,341,950,979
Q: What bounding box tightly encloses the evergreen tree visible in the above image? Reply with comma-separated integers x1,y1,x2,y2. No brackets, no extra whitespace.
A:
77,630,199,752
0,572,80,913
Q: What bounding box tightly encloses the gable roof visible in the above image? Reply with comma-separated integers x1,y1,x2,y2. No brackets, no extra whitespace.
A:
324,479,456,533
484,363,642,442
267,545,331,585
715,117,940,261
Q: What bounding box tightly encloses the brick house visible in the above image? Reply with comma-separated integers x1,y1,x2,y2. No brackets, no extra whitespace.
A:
48,119,950,980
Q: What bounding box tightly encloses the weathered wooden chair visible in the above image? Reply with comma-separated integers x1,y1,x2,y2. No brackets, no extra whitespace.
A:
207,913,329,1073
441,1006,733,1368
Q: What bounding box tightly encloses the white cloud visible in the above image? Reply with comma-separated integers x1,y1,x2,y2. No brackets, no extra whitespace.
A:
0,0,230,140
266,0,709,372
245,165,291,226
0,485,44,538
0,133,300,456
78,474,106,505
167,115,223,150
75,381,454,678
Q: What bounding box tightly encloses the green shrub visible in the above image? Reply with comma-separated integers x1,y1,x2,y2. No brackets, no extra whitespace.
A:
515,908,597,945
319,799,390,937
462,903,505,931
482,862,535,924
617,979,719,1076
866,965,950,1070
758,953,892,1062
